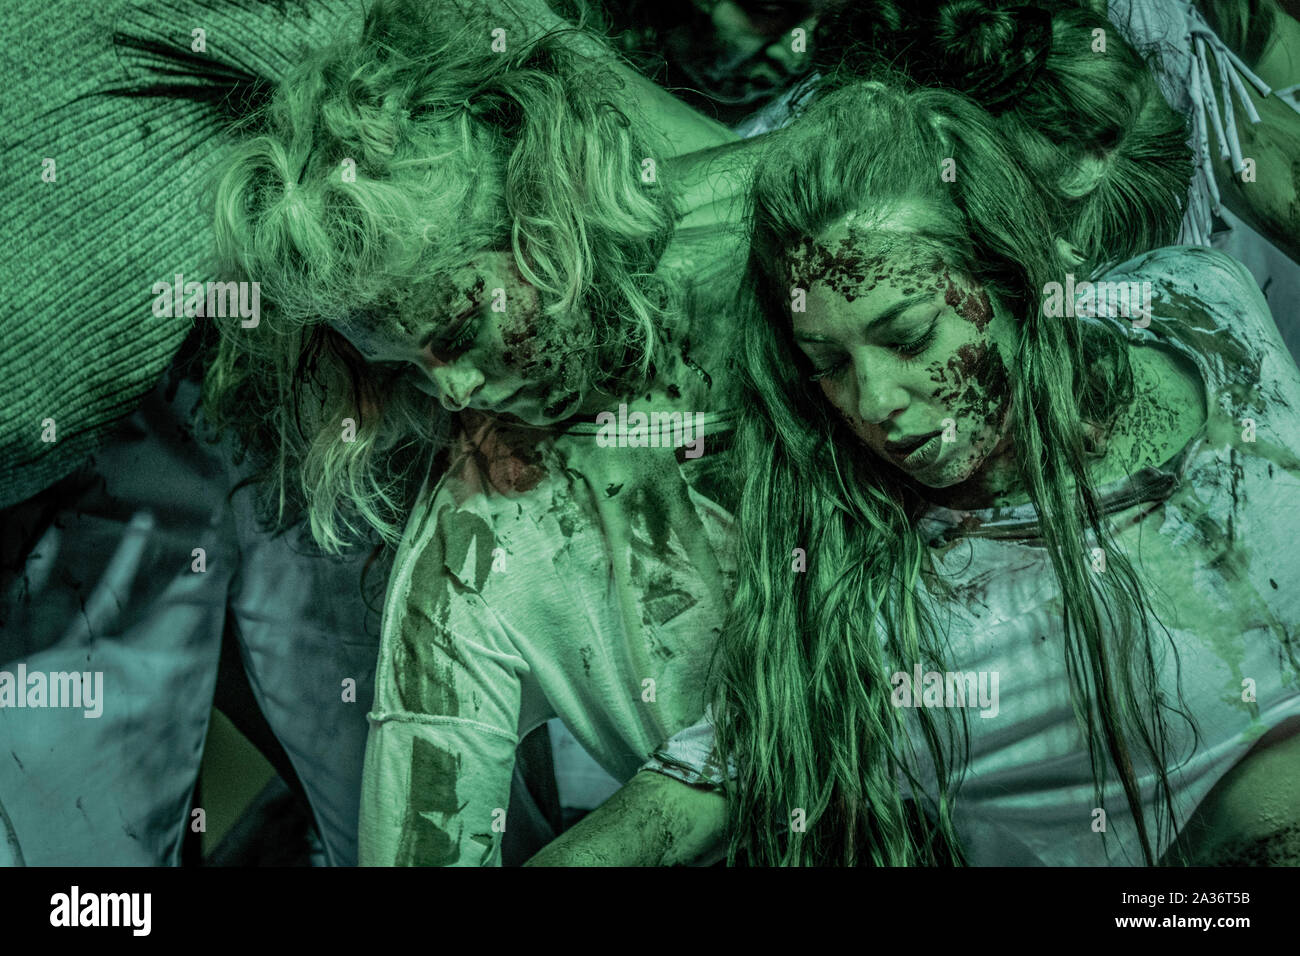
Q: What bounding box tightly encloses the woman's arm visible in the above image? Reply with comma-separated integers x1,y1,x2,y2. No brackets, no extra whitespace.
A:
523,770,728,866
439,0,739,156
656,133,768,322
1161,716,1300,865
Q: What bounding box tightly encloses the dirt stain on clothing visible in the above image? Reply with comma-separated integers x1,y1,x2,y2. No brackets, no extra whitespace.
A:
395,737,463,866
441,508,496,594
393,529,461,715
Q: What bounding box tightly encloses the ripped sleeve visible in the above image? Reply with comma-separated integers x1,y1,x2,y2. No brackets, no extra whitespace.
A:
639,704,734,791
359,504,527,867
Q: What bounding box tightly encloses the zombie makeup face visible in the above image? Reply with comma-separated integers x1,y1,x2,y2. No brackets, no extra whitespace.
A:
332,251,591,425
784,214,1020,498
711,0,814,43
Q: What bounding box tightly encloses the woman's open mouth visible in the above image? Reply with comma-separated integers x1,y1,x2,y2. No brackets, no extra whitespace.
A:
885,431,943,468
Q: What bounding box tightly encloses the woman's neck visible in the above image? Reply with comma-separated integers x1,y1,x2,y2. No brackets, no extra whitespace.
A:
922,434,1031,511
920,343,1207,513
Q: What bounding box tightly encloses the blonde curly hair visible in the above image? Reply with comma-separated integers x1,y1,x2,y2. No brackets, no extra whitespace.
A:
202,0,678,554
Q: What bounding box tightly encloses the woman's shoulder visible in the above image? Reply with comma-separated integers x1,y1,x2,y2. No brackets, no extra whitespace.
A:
1088,247,1259,480
1106,245,1261,319
1102,246,1286,385
1098,344,1205,480
1096,245,1300,480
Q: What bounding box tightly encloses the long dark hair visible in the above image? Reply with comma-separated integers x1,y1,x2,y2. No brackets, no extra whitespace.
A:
712,77,1193,866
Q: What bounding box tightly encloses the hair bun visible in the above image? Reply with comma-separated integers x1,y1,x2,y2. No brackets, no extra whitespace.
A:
813,1,1052,115
933,0,1020,69
931,3,1053,112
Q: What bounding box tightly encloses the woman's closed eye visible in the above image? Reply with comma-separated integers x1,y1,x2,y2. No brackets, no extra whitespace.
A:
808,355,848,382
889,316,939,361
432,310,483,359
806,317,940,381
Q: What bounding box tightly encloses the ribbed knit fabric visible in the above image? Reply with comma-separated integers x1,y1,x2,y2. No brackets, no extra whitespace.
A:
0,0,361,508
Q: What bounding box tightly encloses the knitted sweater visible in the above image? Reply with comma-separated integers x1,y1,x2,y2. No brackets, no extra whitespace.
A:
0,0,362,508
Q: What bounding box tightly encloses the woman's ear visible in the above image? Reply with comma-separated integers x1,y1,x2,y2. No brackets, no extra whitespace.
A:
1058,151,1109,199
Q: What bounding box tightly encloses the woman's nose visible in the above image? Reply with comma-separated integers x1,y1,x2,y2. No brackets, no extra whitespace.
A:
854,367,909,425
429,363,486,411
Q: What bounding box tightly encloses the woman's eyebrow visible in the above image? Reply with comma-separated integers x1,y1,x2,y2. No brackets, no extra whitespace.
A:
793,292,933,343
